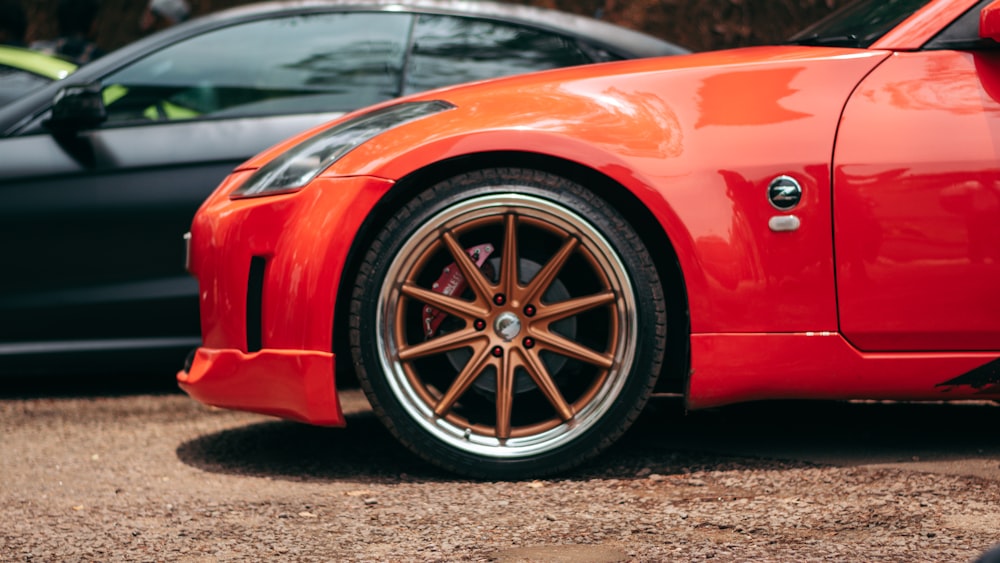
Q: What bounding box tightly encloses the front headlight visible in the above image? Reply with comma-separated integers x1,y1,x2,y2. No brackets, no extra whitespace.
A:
231,100,455,199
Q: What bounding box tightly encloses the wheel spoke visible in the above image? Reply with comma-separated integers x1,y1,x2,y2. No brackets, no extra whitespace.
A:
398,327,484,361
495,350,516,440
434,343,493,416
534,290,616,323
500,213,519,297
537,331,614,369
524,237,578,304
442,230,494,302
400,282,488,319
519,348,574,421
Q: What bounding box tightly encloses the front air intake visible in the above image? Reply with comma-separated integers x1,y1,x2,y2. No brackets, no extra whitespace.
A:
246,256,266,353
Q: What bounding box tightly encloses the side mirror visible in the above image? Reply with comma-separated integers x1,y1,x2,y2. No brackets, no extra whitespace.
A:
44,82,107,134
981,0,1000,43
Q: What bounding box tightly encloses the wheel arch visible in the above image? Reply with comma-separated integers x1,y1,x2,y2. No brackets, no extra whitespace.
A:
332,151,690,394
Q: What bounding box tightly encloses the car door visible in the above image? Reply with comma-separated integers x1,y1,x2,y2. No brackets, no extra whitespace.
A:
0,11,411,356
834,3,1000,352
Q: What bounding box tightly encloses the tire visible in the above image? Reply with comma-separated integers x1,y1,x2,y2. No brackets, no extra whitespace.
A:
350,168,666,478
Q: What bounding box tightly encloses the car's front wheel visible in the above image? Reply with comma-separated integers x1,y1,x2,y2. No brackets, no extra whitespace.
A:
350,168,665,478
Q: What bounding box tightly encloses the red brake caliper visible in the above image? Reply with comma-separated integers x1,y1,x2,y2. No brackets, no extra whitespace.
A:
422,243,495,339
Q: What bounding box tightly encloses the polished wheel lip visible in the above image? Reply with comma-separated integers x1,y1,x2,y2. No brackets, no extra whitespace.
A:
376,191,638,460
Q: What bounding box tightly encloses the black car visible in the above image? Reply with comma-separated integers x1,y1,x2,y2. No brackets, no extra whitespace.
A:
0,0,686,376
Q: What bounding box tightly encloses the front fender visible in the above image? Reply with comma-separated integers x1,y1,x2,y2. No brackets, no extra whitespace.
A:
325,46,891,333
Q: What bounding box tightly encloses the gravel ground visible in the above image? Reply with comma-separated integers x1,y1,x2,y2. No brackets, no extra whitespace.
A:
2,382,999,562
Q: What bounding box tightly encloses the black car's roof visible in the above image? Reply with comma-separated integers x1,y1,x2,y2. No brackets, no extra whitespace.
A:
210,0,688,58
0,0,686,134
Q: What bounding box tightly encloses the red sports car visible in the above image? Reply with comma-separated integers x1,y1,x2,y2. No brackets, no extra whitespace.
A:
180,0,1000,478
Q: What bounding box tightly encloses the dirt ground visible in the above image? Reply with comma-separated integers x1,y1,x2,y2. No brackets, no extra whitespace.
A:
2,379,1000,562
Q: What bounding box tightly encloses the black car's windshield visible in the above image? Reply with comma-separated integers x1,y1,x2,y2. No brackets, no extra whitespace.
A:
787,0,934,48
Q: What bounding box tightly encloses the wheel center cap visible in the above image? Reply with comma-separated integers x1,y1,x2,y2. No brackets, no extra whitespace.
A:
494,312,522,342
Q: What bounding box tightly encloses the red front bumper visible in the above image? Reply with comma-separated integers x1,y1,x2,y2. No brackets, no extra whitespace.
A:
178,173,395,427
178,347,344,426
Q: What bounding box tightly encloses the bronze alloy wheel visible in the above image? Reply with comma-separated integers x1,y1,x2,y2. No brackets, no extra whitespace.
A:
351,168,665,478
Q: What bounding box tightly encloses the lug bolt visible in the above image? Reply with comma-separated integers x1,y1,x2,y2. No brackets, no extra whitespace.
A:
493,294,506,306
523,304,536,317
523,337,535,349
491,346,504,358
474,319,486,331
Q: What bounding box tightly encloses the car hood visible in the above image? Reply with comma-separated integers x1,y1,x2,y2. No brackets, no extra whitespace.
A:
0,46,77,80
421,44,889,103
241,45,890,177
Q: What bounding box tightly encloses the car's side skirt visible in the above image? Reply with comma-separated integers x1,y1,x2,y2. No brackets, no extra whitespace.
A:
687,333,1000,409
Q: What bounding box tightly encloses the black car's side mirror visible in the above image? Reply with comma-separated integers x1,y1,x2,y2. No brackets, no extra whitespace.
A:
44,83,107,134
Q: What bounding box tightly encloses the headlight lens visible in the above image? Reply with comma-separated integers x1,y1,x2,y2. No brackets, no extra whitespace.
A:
231,100,455,199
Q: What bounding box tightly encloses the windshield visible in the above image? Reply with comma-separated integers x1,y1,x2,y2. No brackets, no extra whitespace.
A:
787,0,934,48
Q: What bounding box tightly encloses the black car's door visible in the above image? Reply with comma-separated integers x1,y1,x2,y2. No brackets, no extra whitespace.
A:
0,11,412,365
1,115,346,348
